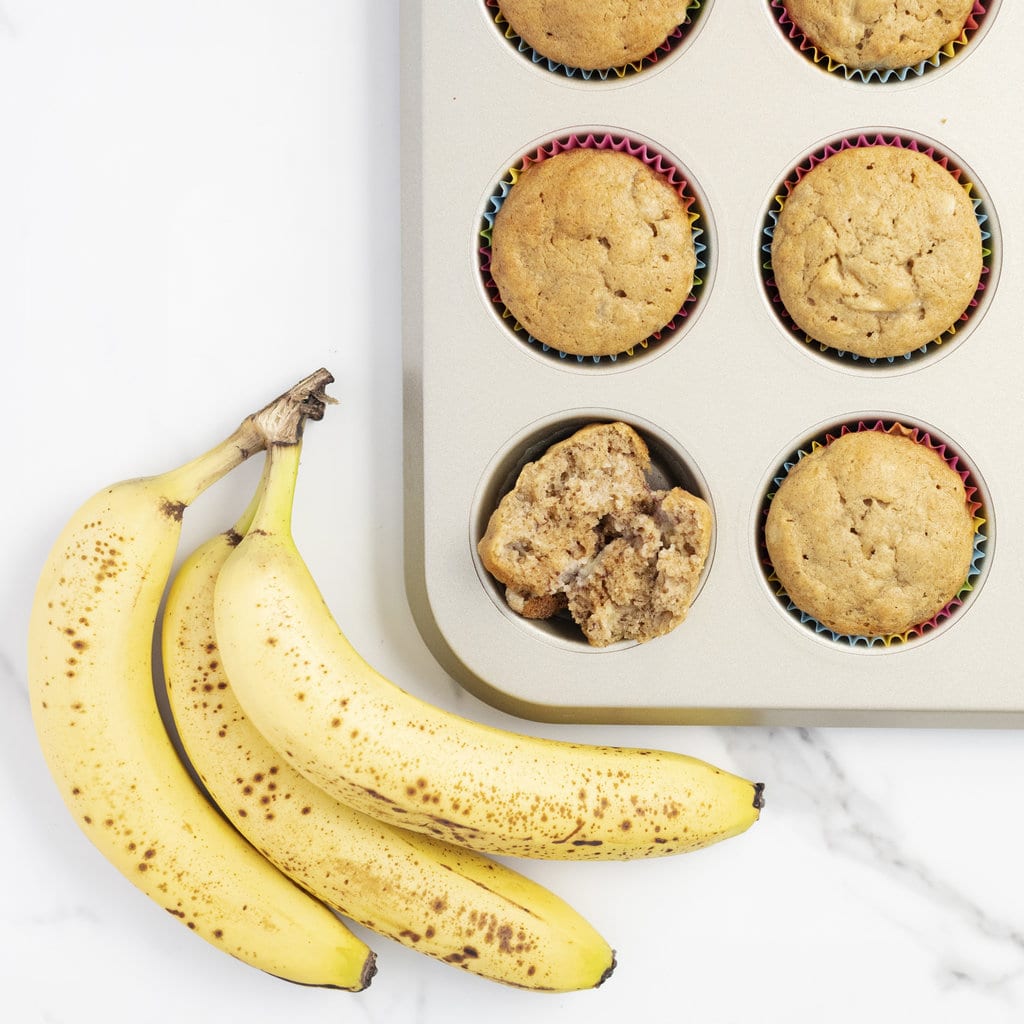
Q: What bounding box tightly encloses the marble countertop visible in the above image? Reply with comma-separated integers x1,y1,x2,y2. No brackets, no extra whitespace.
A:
3,3,1023,1021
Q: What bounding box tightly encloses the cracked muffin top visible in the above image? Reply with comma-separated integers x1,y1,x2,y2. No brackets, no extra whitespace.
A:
489,148,696,358
764,429,976,638
477,421,712,647
496,0,693,71
783,0,977,70
770,144,983,359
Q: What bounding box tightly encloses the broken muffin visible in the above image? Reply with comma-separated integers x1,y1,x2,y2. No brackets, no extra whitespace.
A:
477,421,712,646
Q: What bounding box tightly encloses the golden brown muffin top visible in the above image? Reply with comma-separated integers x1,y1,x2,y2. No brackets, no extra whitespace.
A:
765,429,975,637
490,148,696,357
771,145,982,359
499,0,692,70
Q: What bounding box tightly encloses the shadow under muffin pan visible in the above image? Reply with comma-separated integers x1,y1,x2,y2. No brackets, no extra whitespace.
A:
759,128,999,375
469,411,716,652
754,414,993,653
478,129,714,370
482,0,713,83
402,3,1024,725
767,0,998,85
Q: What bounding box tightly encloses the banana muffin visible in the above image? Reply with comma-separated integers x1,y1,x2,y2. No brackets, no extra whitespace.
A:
497,0,692,70
478,421,712,646
770,143,982,359
764,428,976,638
489,147,696,358
783,0,976,70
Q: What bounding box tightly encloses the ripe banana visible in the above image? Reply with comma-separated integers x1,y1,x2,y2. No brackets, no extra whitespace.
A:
27,371,376,989
162,470,616,991
214,438,765,861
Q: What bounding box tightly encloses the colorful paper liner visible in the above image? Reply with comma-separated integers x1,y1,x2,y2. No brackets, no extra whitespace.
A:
761,132,993,367
769,1,990,83
758,420,989,649
484,0,705,80
480,133,708,364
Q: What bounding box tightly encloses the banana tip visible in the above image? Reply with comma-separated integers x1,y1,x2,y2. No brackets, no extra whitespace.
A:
597,952,617,988
360,951,379,991
752,782,766,812
264,949,376,992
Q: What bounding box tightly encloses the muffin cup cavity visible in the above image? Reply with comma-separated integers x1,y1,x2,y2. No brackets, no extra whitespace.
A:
472,411,716,651
760,130,996,373
756,417,991,651
480,130,713,369
484,0,710,82
769,0,993,84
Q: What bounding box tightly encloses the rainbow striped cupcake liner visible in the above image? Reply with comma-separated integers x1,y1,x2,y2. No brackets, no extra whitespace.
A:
769,0,991,84
758,419,989,649
485,0,705,80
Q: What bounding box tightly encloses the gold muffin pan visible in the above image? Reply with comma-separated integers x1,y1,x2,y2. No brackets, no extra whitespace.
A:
401,1,1022,725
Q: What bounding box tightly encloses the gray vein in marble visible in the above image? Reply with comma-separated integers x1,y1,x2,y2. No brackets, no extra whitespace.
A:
724,726,1024,1000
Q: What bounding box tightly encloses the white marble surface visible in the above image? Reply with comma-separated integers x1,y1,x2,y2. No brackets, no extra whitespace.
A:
3,3,1024,1021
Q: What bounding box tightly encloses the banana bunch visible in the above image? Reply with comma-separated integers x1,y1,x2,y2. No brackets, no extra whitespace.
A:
28,368,764,995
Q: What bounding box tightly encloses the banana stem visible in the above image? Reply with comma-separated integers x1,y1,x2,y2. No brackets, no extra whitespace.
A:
160,369,334,508
160,422,265,508
250,441,302,537
252,368,336,448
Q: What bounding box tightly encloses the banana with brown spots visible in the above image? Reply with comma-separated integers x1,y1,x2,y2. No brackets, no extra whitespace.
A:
27,371,376,989
162,474,615,990
213,436,765,862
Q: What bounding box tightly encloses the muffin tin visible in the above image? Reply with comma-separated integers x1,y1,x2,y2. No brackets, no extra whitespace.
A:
400,1,1023,726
